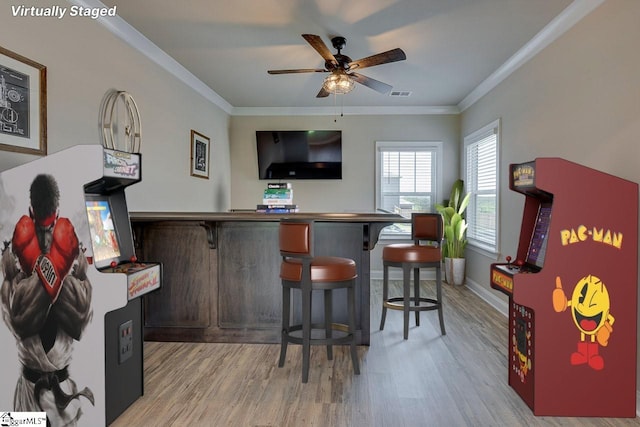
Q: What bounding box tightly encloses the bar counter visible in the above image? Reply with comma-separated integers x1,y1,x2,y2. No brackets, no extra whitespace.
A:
130,211,405,345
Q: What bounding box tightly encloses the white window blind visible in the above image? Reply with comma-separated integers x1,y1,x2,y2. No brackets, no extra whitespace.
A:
376,141,442,236
464,121,499,251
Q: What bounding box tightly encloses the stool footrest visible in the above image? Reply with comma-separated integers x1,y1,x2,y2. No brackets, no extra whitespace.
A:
383,296,440,312
283,323,355,346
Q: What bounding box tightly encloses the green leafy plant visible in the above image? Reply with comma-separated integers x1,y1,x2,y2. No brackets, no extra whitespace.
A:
435,179,470,258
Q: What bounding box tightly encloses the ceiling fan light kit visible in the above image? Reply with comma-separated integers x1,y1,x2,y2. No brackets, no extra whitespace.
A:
323,70,355,94
268,34,406,98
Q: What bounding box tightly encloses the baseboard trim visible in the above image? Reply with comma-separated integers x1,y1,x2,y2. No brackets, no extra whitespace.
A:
462,277,640,417
372,268,509,317
464,276,509,317
371,269,639,414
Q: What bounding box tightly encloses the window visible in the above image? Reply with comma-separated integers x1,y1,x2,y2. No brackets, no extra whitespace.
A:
376,141,443,236
464,119,499,252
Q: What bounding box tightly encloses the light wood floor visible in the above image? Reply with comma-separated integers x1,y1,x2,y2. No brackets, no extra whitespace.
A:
111,281,639,427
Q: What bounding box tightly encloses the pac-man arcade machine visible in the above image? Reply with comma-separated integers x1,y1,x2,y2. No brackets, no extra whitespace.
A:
490,157,637,417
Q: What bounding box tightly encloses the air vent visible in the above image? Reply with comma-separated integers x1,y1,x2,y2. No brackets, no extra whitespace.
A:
389,91,412,97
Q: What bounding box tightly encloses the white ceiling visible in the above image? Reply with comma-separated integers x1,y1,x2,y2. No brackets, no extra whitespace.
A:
88,0,602,114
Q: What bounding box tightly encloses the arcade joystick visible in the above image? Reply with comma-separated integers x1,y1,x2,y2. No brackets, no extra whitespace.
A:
506,256,519,271
505,256,524,271
130,255,138,265
110,261,117,272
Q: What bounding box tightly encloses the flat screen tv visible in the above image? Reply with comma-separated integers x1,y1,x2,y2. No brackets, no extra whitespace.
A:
256,130,342,179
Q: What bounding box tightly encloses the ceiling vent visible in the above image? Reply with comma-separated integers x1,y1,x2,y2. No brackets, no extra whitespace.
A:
389,90,412,97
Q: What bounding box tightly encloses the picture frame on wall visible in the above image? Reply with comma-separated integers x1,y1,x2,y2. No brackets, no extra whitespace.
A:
0,46,47,155
190,130,210,179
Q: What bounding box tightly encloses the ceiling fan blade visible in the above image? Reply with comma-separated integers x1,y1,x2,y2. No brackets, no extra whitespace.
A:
302,34,338,67
268,68,327,74
350,72,393,94
316,86,330,98
348,48,406,70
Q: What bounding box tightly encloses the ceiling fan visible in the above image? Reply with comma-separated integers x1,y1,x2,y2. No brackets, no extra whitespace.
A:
268,34,406,97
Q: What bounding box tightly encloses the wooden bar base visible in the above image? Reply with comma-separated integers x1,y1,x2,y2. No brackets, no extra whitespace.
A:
131,212,403,345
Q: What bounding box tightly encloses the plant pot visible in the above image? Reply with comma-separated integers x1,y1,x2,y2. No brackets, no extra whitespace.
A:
445,257,466,286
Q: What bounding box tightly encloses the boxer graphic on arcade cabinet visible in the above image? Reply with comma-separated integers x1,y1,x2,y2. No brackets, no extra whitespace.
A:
1,174,94,426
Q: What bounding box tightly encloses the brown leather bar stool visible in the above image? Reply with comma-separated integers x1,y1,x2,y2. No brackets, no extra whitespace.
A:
277,219,360,383
380,213,446,340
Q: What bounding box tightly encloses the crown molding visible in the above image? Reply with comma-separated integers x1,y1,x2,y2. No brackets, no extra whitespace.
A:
232,105,459,116
72,0,603,117
457,0,605,112
68,0,234,114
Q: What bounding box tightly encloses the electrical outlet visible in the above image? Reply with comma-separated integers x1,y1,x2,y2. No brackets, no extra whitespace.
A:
118,320,133,364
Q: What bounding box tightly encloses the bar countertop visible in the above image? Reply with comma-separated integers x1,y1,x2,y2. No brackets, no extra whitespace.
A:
129,211,409,223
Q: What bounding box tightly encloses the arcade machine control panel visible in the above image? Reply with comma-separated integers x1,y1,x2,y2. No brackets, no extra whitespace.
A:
84,148,162,424
489,158,637,418
103,256,161,301
491,202,551,295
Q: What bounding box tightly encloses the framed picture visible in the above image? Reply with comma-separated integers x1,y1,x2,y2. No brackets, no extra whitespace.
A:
0,46,47,155
190,130,210,179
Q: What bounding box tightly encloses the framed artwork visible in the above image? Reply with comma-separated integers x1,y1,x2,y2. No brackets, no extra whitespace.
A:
190,130,210,179
0,46,47,155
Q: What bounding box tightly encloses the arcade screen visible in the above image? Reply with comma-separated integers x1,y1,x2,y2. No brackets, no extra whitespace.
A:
86,199,121,263
526,203,552,268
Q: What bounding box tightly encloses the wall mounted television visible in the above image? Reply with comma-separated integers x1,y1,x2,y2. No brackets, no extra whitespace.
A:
256,130,342,179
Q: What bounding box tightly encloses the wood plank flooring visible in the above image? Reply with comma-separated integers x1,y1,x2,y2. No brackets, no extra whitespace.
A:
111,281,639,426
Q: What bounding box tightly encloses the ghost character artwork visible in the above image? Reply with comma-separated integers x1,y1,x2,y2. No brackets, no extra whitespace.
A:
1,174,94,426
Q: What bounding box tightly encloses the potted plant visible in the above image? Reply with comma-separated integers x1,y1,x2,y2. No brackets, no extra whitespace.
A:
435,179,470,285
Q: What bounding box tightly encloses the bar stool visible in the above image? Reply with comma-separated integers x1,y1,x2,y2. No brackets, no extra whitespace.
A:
277,219,360,383
380,213,446,340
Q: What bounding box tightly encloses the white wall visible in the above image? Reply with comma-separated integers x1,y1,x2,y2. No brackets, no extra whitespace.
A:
230,114,460,211
230,114,460,278
0,0,231,212
461,0,640,299
461,0,640,389
4,0,637,399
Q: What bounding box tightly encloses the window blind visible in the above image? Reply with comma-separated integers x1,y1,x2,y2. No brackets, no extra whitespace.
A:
375,142,442,237
465,125,498,250
379,147,436,215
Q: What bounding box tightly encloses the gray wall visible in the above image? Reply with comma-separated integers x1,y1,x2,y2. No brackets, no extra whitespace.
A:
230,114,460,211
461,0,640,302
2,0,639,399
230,114,460,276
461,0,640,389
0,2,232,212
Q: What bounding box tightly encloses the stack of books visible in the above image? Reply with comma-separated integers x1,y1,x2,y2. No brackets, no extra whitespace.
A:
257,183,299,213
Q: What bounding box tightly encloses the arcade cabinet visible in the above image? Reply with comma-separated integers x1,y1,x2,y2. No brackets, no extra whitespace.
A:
83,148,162,424
490,158,637,417
0,145,160,426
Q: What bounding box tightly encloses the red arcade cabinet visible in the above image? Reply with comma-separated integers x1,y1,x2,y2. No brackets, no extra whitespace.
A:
490,158,637,417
